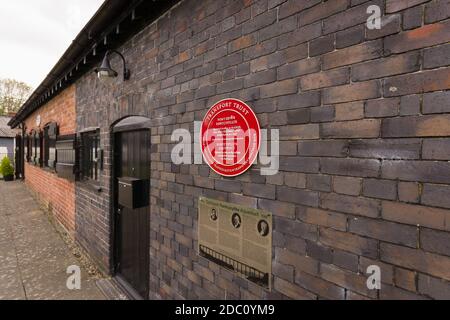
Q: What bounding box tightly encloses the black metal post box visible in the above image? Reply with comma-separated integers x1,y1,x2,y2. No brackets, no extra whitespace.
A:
118,177,149,209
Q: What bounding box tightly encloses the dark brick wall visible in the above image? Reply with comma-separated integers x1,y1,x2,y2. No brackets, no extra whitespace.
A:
75,0,450,299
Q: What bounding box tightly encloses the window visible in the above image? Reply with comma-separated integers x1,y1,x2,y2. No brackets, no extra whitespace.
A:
24,134,30,162
55,134,77,181
81,130,102,181
38,131,43,166
29,130,43,166
43,123,58,169
30,130,38,165
30,131,34,163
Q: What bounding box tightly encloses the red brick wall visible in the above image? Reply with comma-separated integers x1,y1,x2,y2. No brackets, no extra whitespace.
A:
24,85,76,234
24,164,76,233
24,85,76,135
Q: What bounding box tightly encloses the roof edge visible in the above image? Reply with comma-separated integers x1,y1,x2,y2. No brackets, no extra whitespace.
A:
9,0,180,128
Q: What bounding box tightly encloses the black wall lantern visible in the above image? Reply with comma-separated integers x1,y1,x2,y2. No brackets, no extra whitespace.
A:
95,50,130,81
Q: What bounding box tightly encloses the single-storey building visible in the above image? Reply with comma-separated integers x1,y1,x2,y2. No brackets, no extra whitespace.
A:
9,0,450,300
0,116,18,169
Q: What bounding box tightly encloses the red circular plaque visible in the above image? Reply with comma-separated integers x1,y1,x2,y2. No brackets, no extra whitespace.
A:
201,99,261,177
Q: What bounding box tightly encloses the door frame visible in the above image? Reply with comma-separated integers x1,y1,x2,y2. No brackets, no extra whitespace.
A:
19,124,27,180
110,116,152,300
15,134,23,180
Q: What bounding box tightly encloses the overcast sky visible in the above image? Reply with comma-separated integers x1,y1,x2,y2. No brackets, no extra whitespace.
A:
0,0,105,89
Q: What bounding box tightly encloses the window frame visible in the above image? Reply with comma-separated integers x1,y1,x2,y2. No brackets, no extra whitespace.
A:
43,122,58,170
38,131,43,167
55,134,78,181
80,129,102,182
27,130,43,167
24,134,30,163
30,130,37,165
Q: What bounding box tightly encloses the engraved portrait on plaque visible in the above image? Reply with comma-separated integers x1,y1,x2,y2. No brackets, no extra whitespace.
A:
210,208,218,221
231,213,241,229
257,220,270,237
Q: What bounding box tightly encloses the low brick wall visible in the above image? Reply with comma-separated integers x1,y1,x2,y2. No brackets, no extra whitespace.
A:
24,163,76,234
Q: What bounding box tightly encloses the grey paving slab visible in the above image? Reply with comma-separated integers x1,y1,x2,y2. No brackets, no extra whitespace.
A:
0,180,106,300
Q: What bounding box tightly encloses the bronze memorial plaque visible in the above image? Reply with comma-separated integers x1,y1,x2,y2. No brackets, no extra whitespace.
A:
198,197,273,290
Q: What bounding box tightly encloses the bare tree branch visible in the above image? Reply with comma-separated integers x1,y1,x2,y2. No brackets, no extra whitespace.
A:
0,78,33,116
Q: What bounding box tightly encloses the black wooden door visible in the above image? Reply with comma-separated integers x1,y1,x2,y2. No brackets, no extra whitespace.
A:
15,135,23,179
114,129,151,298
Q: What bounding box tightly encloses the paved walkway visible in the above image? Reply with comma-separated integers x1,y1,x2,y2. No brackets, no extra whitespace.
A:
0,180,106,300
